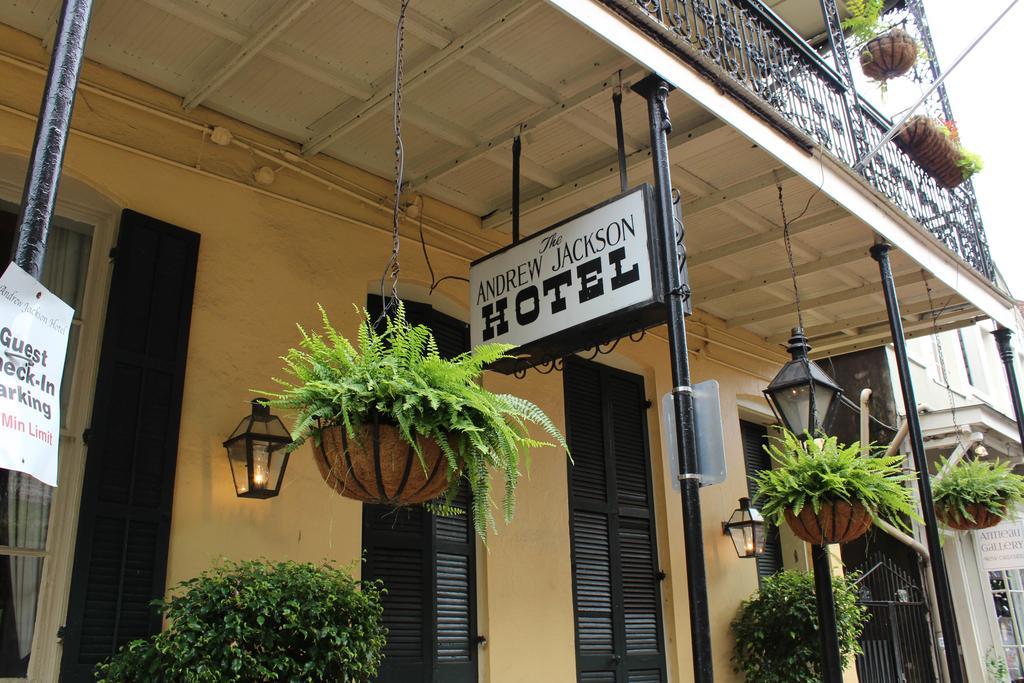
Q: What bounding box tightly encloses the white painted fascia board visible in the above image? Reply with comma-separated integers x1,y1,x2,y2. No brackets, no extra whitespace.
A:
546,0,1016,329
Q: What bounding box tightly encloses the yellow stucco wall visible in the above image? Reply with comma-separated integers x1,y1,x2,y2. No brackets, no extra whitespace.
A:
0,26,810,682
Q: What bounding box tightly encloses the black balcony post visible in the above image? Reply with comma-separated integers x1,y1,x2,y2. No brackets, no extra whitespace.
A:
14,0,94,280
871,243,965,683
811,545,844,682
633,73,713,683
994,327,1024,449
816,0,869,163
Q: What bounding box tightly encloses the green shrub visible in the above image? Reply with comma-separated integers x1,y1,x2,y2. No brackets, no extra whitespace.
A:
731,570,869,682
95,560,386,682
751,430,917,528
262,304,566,540
934,456,1024,521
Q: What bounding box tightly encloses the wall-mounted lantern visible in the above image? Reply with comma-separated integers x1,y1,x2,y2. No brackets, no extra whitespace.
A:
723,497,766,559
223,399,292,499
763,328,843,436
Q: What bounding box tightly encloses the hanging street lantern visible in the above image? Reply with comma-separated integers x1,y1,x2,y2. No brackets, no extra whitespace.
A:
723,497,767,559
763,328,843,436
223,399,292,499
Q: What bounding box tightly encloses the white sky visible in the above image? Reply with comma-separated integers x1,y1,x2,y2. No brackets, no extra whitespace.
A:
858,0,1024,299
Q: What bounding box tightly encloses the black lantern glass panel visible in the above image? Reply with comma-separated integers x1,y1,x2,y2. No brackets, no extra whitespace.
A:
763,328,843,435
223,399,292,499
723,497,766,558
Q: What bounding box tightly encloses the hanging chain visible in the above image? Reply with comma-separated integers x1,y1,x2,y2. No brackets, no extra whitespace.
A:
378,0,412,321
922,271,966,451
778,183,805,334
774,183,815,432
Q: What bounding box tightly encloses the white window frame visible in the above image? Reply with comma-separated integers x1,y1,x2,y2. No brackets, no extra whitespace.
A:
0,162,118,682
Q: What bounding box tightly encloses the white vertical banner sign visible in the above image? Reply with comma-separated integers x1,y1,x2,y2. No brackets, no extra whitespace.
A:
0,262,74,486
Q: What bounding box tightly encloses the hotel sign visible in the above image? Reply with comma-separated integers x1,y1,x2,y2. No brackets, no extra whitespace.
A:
0,263,74,486
470,186,667,371
977,519,1024,571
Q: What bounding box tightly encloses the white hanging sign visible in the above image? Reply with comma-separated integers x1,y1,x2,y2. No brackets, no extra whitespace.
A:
976,519,1024,571
469,186,666,370
0,262,74,486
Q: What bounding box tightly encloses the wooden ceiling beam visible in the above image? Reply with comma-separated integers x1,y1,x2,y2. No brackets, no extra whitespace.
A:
302,1,537,157
347,0,454,49
140,0,373,100
479,117,727,229
808,312,987,357
681,168,796,217
695,245,871,305
725,271,924,328
688,207,848,267
766,298,974,344
462,50,560,106
183,0,318,110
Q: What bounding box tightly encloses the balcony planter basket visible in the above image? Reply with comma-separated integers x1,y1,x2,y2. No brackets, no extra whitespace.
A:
783,500,874,545
895,116,966,189
860,28,918,81
313,415,449,505
936,503,1003,531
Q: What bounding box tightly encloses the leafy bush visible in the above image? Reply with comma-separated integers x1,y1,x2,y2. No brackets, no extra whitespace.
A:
263,304,566,539
752,430,916,527
95,560,386,682
934,456,1024,522
842,0,885,43
731,570,869,682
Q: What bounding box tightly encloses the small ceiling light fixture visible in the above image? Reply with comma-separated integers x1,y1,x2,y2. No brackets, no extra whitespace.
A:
223,399,292,499
763,328,843,436
723,497,767,559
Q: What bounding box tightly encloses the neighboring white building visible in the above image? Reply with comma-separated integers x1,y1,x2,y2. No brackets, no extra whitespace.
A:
900,312,1024,681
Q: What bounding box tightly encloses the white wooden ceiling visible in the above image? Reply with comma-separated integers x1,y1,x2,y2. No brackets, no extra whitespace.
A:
0,0,989,357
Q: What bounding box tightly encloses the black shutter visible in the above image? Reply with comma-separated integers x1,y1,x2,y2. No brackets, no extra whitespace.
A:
363,296,475,683
566,359,666,682
60,211,199,681
741,421,784,582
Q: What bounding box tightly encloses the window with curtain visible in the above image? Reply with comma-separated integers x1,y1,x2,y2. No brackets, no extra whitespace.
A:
0,202,92,677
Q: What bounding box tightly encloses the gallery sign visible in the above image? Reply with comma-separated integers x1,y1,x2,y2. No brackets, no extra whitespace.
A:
0,263,74,486
976,519,1024,572
470,186,667,371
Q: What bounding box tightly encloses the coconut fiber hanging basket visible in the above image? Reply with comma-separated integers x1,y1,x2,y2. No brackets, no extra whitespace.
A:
784,500,873,545
936,503,1004,531
313,414,449,505
860,28,918,81
895,116,965,189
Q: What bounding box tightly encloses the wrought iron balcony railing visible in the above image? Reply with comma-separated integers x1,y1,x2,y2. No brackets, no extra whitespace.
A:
600,0,995,281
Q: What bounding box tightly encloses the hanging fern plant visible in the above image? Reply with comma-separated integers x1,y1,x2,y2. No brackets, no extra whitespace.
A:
262,304,567,540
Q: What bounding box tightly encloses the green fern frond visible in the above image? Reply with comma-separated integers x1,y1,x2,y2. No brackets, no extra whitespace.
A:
257,306,567,542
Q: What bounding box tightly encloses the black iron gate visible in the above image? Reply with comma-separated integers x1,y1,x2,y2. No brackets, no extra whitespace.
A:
854,555,939,683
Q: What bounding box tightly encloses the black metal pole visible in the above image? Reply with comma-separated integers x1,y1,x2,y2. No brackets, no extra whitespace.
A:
871,243,964,683
633,74,713,683
612,88,628,193
812,545,844,682
994,327,1024,449
511,134,521,245
14,0,94,279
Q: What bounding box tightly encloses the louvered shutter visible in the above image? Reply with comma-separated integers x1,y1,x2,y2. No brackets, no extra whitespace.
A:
363,296,475,683
60,211,199,681
364,505,432,683
741,421,784,582
566,359,666,682
432,485,476,682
